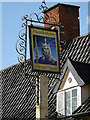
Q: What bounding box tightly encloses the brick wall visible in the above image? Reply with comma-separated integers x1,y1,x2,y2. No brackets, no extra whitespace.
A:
44,4,80,43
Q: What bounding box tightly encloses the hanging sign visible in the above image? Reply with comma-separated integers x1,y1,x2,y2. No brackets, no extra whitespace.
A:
29,26,60,73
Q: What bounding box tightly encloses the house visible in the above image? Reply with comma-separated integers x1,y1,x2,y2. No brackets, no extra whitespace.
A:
0,2,90,120
1,33,89,120
56,58,90,119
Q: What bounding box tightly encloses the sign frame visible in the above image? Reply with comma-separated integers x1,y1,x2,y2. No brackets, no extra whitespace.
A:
29,26,60,73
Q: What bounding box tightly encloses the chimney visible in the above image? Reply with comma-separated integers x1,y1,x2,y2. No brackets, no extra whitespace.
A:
44,3,80,43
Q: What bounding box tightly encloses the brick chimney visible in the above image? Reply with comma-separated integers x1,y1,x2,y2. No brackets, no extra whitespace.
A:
44,3,80,43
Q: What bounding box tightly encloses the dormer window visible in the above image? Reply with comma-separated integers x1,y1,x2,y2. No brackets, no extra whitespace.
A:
55,59,89,118
57,86,81,116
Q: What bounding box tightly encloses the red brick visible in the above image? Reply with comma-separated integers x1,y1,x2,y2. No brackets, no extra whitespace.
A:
44,3,80,43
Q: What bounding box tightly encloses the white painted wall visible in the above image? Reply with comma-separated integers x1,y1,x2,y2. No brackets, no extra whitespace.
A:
62,70,78,90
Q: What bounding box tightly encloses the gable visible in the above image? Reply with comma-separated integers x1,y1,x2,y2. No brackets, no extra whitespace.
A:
60,69,78,90
63,70,78,90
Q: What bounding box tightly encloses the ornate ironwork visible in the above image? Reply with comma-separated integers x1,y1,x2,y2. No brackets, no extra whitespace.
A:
29,1,58,25
16,14,28,65
16,0,64,75
16,29,25,64
39,0,48,11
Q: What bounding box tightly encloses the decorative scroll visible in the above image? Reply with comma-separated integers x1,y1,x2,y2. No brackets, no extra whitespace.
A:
16,29,26,64
39,0,48,11
29,0,58,25
16,0,64,68
16,14,28,65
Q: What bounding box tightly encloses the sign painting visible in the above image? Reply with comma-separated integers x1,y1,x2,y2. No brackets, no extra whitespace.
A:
29,26,60,73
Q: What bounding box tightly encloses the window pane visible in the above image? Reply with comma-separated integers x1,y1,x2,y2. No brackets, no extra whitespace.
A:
72,89,77,113
66,109,70,116
72,98,77,106
66,100,70,108
66,91,70,99
72,89,77,97
58,92,64,115
72,106,77,112
65,91,71,116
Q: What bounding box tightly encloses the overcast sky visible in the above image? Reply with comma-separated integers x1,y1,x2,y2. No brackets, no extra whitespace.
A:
0,0,90,70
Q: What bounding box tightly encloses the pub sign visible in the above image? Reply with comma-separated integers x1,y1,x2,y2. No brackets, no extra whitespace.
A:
29,26,60,73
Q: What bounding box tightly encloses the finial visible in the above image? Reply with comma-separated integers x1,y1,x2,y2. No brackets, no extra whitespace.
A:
39,0,48,11
42,0,46,5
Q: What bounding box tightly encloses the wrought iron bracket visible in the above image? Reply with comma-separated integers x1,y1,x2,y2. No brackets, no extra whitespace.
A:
16,0,64,76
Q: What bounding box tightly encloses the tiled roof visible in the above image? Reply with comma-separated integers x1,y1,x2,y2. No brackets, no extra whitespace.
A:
72,97,90,118
1,33,90,119
1,60,60,119
69,59,90,84
60,33,90,70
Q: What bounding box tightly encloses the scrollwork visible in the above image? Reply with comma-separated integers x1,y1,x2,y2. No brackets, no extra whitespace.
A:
21,23,26,27
16,28,26,64
29,0,58,26
22,15,28,21
21,15,28,28
39,0,48,11
18,29,25,40
44,16,58,25
16,0,64,67
30,13,39,21
16,39,25,55
18,55,25,64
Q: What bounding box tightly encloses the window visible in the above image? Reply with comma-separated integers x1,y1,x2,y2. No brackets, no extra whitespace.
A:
57,92,64,115
66,91,71,116
72,89,77,112
57,87,81,116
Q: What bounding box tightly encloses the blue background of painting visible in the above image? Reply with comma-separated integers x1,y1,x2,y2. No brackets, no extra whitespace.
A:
33,35,57,62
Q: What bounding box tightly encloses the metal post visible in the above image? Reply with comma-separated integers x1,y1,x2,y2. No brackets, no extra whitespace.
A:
58,25,61,50
24,20,27,75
